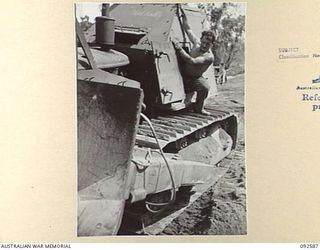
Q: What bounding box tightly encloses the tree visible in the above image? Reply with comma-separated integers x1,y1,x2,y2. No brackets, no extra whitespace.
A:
79,15,93,32
198,3,245,71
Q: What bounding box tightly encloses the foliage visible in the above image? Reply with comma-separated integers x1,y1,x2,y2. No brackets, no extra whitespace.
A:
79,15,93,32
198,3,245,71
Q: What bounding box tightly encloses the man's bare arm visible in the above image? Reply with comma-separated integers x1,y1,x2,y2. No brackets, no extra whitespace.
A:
172,40,213,65
179,48,213,65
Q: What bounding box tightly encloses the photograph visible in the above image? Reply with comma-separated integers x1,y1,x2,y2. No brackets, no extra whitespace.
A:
3,0,320,245
76,2,246,236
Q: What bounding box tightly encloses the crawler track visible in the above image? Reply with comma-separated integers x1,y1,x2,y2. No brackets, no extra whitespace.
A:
136,107,237,152
118,107,239,235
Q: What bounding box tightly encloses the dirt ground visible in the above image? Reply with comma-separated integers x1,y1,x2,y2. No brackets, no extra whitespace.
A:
161,74,246,235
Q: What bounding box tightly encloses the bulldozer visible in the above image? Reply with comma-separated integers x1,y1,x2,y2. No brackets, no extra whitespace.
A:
77,3,238,236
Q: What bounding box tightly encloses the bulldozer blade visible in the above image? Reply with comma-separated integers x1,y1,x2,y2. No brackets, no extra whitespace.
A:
78,198,125,236
77,75,143,236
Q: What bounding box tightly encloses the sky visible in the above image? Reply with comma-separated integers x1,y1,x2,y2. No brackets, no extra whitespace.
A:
75,3,102,22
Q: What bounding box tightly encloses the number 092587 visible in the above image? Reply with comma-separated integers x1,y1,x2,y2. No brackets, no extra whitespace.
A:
300,244,319,248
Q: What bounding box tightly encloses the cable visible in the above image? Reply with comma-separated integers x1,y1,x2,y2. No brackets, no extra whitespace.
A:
140,113,177,213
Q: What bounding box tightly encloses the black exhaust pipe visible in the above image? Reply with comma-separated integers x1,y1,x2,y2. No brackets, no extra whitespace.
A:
95,3,115,47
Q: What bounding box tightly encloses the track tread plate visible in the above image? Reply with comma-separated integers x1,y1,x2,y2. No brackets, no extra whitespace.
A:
144,122,185,135
151,119,191,132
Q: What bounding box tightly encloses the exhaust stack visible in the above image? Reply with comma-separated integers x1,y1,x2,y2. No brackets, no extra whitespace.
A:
95,3,115,46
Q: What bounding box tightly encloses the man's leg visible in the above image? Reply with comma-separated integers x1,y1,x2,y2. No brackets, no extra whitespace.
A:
192,77,210,114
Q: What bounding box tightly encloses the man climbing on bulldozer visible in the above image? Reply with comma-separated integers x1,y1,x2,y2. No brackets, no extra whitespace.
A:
172,6,215,115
